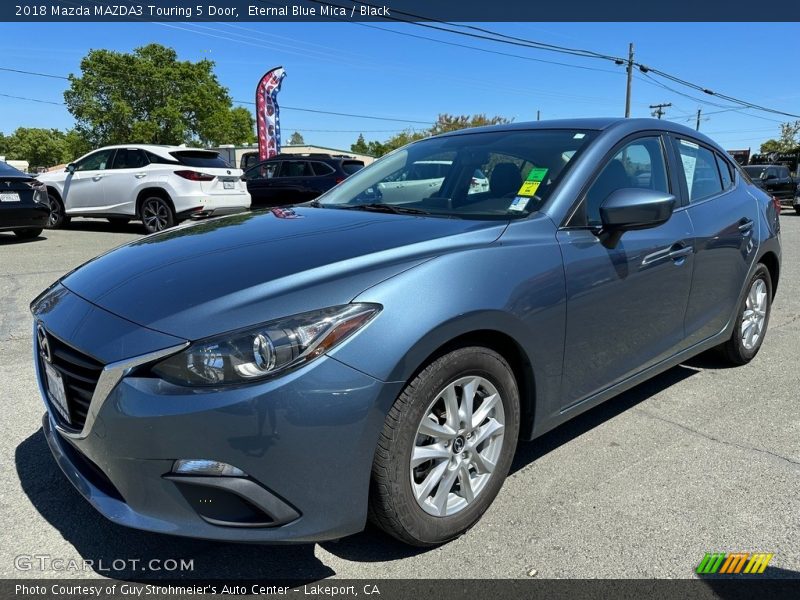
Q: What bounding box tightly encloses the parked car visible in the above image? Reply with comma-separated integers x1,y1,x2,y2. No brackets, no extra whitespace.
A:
37,145,251,234
242,153,364,207
0,161,49,241
377,160,490,204
32,118,780,547
743,164,799,213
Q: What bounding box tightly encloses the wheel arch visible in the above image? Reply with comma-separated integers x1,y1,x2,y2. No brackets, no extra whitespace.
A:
376,316,540,443
45,186,63,202
135,187,175,216
759,250,780,297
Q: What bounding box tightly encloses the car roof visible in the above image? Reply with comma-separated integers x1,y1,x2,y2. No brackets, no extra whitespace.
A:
92,145,220,159
434,117,725,151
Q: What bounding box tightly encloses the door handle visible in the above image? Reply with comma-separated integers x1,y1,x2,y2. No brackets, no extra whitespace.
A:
642,243,692,266
134,172,147,179
667,246,693,261
738,218,754,235
92,175,103,181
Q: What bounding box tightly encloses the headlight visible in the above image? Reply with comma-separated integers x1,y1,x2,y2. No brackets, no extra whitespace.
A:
151,303,380,386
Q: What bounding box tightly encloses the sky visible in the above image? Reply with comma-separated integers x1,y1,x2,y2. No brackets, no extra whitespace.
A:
0,21,798,153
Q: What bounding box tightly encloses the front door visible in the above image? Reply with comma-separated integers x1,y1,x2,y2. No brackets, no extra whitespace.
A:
557,135,695,406
63,149,115,212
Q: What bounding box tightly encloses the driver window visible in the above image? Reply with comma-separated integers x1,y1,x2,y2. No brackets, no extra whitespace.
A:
580,136,668,227
75,149,114,172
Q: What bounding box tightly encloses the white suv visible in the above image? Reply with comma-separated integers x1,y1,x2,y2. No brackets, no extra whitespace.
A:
38,145,251,233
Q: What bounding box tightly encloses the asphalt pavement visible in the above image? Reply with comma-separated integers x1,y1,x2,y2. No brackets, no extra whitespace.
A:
1,214,798,580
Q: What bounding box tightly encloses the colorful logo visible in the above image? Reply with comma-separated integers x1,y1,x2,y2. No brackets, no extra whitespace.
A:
696,552,774,575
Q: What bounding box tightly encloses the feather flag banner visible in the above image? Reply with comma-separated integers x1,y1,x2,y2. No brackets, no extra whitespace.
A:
255,66,286,161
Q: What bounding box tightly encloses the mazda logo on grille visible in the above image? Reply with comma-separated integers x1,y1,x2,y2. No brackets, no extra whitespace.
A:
37,324,52,363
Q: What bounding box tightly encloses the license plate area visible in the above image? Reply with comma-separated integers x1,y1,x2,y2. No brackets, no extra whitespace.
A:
44,361,72,425
223,181,235,190
0,192,20,202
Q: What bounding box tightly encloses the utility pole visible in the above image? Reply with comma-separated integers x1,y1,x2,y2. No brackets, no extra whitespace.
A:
649,102,672,119
536,110,540,121
625,42,634,118
695,108,702,131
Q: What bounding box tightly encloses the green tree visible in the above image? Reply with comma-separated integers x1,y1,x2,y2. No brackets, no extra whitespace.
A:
62,129,93,162
760,120,800,153
354,114,512,158
3,128,67,169
64,43,254,147
288,131,305,145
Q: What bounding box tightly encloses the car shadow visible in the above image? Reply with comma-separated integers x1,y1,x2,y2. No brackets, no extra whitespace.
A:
509,363,700,476
0,232,47,245
15,362,704,576
62,219,145,235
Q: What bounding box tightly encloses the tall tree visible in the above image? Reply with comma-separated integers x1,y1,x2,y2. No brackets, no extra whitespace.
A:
354,114,512,158
288,131,305,145
760,120,800,153
64,44,254,147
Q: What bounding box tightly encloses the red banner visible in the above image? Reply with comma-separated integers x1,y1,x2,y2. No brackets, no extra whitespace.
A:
255,66,286,161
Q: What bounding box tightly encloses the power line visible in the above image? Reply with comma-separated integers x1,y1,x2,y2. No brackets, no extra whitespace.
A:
232,99,431,124
0,66,69,80
0,93,65,106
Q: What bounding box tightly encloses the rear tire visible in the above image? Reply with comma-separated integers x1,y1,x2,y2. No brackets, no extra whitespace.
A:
13,228,43,240
139,196,175,234
369,346,520,546
718,263,772,365
45,194,70,229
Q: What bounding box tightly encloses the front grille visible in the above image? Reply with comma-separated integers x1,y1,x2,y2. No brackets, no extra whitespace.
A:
40,332,103,431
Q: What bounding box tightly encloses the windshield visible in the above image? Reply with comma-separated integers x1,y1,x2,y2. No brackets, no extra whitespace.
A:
316,129,597,219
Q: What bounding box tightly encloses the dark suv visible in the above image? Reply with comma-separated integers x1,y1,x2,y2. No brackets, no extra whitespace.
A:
242,154,364,207
743,164,799,212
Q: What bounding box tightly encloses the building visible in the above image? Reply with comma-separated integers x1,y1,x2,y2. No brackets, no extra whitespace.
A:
211,144,375,170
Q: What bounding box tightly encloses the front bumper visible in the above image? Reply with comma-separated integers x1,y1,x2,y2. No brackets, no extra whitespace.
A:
33,286,401,542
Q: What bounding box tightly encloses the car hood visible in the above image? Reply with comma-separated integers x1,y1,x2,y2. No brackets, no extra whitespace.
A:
61,207,507,340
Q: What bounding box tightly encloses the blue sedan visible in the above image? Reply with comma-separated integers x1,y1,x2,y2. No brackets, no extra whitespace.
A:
32,118,780,546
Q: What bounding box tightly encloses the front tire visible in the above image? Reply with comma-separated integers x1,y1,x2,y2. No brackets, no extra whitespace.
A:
369,346,520,546
139,196,175,234
13,228,43,240
718,263,773,365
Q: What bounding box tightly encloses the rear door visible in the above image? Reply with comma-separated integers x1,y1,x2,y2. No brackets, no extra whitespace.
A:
775,166,794,199
670,137,760,345
270,160,314,204
63,149,115,211
243,161,281,205
101,148,149,216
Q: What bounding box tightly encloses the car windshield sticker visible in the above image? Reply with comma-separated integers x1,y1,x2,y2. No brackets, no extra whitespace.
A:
517,167,549,197
509,196,530,211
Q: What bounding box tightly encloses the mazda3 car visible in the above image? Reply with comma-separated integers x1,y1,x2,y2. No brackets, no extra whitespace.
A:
32,118,780,546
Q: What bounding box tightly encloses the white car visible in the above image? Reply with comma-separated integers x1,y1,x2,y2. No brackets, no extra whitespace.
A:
38,145,251,233
376,160,489,204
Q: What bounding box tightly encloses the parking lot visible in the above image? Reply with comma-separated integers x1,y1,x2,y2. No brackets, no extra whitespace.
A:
1,213,798,580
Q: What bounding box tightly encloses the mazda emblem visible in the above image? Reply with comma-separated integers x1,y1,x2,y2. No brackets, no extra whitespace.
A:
37,324,52,363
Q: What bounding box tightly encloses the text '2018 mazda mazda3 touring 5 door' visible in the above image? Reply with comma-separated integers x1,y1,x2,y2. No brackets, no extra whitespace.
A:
32,119,780,546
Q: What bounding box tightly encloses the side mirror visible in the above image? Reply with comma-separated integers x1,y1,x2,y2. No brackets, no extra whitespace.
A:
65,163,76,174
598,188,676,247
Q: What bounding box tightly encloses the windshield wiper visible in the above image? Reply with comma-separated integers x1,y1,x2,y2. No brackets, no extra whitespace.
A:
340,203,431,215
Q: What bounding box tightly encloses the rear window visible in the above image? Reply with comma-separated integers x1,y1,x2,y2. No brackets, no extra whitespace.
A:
0,161,26,177
342,161,364,175
171,151,231,168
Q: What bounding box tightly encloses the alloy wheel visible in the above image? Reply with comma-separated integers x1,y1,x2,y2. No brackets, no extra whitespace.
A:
741,278,768,351
411,376,505,517
47,197,61,227
142,199,170,232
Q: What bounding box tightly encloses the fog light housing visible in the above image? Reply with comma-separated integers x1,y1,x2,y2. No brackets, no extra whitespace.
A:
172,459,246,477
